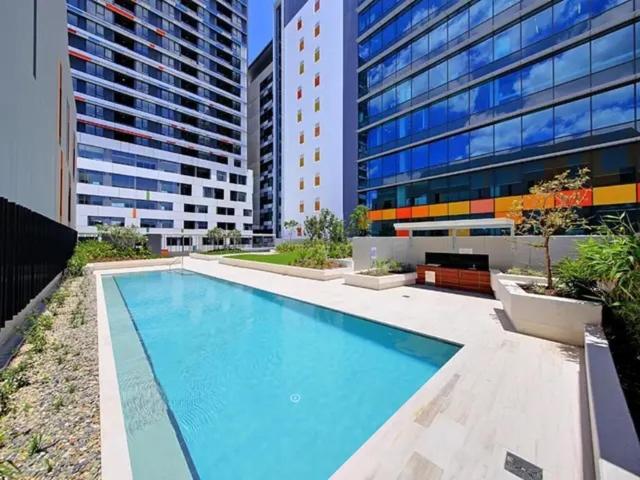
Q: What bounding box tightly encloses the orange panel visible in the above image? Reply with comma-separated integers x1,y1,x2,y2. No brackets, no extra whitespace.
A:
396,207,412,219
449,201,470,216
106,3,135,20
555,188,593,208
523,193,554,210
132,208,137,219
638,183,640,203
430,203,448,217
470,198,494,214
396,230,410,237
381,208,396,220
411,205,429,218
368,210,382,221
69,50,91,62
494,195,522,212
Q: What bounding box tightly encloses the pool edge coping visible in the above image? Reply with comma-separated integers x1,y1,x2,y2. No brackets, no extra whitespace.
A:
96,272,134,480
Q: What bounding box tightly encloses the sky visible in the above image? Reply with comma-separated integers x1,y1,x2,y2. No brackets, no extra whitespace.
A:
248,0,274,63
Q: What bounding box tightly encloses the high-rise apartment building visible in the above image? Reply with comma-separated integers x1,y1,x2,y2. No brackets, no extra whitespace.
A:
274,0,358,238
248,42,277,246
1,0,77,333
358,0,640,236
67,0,253,249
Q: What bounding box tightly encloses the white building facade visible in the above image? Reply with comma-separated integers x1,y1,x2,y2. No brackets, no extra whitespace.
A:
67,0,253,250
278,0,345,237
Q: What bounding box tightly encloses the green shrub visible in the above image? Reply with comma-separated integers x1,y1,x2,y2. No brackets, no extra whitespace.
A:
275,241,304,254
363,259,410,276
291,242,330,269
327,242,352,259
66,238,152,276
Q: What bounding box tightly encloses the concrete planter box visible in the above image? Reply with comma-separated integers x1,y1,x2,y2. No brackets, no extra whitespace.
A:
219,257,351,281
495,277,601,346
585,325,640,480
344,272,417,290
86,258,179,272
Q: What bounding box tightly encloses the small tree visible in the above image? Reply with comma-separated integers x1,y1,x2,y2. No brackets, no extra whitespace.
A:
283,219,299,241
304,209,345,243
97,224,147,250
509,168,590,290
206,227,225,250
348,205,371,237
227,229,242,249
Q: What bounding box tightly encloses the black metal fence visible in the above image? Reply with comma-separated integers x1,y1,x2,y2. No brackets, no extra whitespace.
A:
0,197,76,330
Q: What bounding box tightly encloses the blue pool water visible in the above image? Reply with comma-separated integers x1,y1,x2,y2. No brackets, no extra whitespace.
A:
106,270,459,479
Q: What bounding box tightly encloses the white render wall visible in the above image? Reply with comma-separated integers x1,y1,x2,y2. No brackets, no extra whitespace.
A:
281,0,344,236
76,133,254,243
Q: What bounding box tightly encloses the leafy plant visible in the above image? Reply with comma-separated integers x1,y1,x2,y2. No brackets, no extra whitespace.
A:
206,227,225,250
0,460,19,478
226,229,242,249
97,224,147,250
509,168,590,290
363,259,410,276
348,205,371,237
26,433,44,457
304,209,346,243
67,237,153,276
291,242,331,269
283,219,299,241
275,241,304,253
52,396,64,412
327,242,352,259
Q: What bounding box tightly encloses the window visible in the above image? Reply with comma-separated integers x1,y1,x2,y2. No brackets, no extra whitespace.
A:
314,22,320,37
314,98,320,112
297,17,302,30
203,187,224,199
230,191,247,202
494,24,520,60
299,131,305,144
314,198,321,211
216,171,227,182
299,38,304,51
591,26,633,73
314,47,320,62
314,0,319,12
299,177,305,190
314,148,320,162
470,125,493,157
297,226,303,237
314,73,320,87
470,38,493,71
591,85,634,130
314,123,320,137
314,174,321,187
554,43,589,84
494,71,520,106
297,110,303,122
299,201,304,213
494,117,521,151
521,58,552,96
299,154,305,167
522,108,553,146
296,87,302,99
299,61,305,74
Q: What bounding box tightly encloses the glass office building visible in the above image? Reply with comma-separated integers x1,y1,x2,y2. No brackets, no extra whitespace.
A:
357,0,640,235
66,0,253,248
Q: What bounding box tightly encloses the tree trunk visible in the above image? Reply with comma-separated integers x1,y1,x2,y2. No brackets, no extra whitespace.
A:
544,236,553,290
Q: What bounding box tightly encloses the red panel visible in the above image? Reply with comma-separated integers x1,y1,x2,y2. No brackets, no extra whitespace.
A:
396,230,410,237
69,50,91,62
470,198,494,214
396,207,412,219
106,3,135,20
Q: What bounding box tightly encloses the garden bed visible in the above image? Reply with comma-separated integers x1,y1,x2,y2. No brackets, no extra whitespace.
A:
343,271,417,290
219,256,351,281
0,275,100,478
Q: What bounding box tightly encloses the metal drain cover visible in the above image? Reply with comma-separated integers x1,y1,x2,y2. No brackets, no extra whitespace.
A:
504,452,543,480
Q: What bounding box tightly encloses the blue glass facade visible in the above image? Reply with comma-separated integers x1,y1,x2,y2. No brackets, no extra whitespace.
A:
357,0,640,235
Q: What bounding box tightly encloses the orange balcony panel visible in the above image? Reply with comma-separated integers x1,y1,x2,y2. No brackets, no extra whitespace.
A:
448,201,470,216
470,198,494,214
430,203,448,217
523,193,554,210
638,183,640,203
381,208,396,220
368,210,382,221
494,196,522,212
411,205,429,218
69,50,91,62
396,230,410,237
396,207,412,219
555,188,593,208
593,184,637,206
106,3,135,20
496,210,523,224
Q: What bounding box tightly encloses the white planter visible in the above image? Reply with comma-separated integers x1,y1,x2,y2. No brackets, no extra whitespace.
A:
584,326,640,479
219,257,352,281
86,258,180,272
495,278,601,346
343,272,417,290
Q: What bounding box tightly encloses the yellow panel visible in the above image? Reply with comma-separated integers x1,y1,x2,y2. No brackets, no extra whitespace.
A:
381,208,396,220
430,203,448,217
456,229,470,237
494,196,522,212
448,201,470,216
592,184,637,206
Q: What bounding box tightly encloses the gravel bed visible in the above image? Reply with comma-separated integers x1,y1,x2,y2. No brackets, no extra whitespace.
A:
0,274,100,479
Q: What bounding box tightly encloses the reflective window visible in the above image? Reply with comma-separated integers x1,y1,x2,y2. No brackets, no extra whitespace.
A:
553,0,589,32
494,24,520,60
469,38,493,71
449,133,469,162
494,71,521,106
494,117,521,151
448,91,469,121
522,7,552,47
470,82,493,113
448,51,469,80
521,59,552,95
430,100,447,127
554,43,589,84
522,109,553,145
470,0,492,27
591,85,635,130
448,10,468,41
429,139,447,167
429,62,447,89
470,125,494,157
591,26,634,73
554,97,591,138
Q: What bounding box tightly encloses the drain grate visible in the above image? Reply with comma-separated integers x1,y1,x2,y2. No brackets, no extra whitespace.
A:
504,451,543,480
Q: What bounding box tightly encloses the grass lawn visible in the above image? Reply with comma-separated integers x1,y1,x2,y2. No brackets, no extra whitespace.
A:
227,252,297,265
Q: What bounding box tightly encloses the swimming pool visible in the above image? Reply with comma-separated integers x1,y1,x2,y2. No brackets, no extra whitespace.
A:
103,269,459,479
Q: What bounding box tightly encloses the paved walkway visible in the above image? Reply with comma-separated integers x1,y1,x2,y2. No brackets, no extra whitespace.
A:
182,257,594,480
